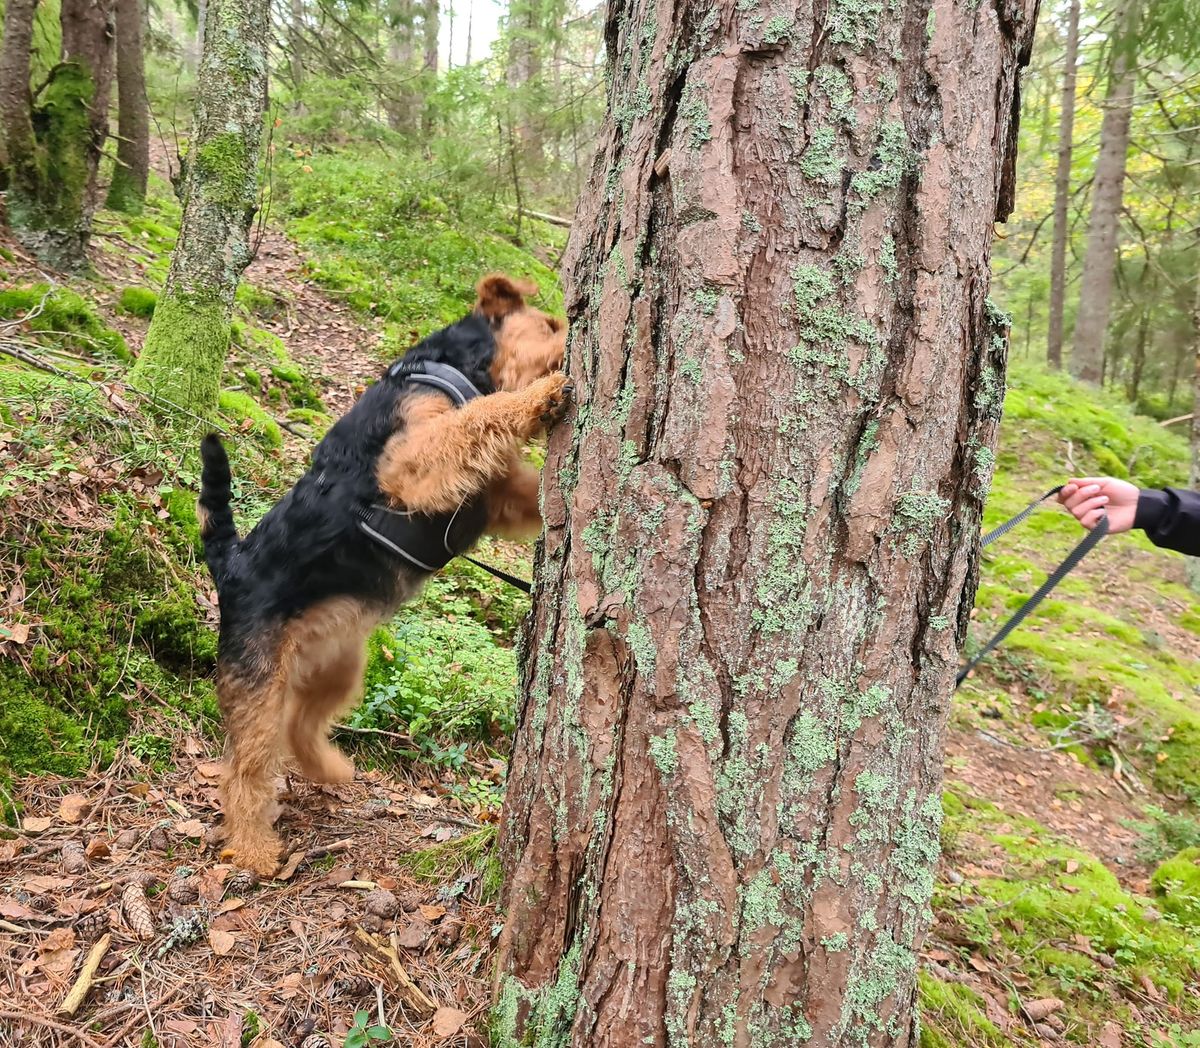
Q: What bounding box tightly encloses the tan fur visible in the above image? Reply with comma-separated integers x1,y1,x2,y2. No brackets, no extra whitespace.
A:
216,273,570,877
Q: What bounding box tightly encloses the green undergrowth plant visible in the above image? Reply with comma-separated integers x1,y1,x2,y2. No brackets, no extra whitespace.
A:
397,825,500,900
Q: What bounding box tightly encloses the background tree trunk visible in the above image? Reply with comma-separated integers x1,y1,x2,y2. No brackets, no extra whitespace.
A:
0,0,39,188
1,0,115,268
1187,267,1200,594
421,0,438,134
494,0,1038,1043
506,0,542,168
289,0,307,111
1047,0,1080,370
386,0,416,133
128,0,270,416
1070,0,1138,385
105,0,150,213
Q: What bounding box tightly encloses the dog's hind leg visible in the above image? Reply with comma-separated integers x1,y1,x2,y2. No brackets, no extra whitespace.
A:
218,669,287,877
282,598,372,784
377,373,572,515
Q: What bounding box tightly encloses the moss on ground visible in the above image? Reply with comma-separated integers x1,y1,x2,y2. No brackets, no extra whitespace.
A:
927,786,1200,1043
118,286,158,317
1151,847,1200,927
0,284,132,362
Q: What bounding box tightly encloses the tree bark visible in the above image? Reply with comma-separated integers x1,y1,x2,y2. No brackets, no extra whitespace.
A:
493,0,1039,1043
129,0,269,416
289,0,307,109
105,0,150,213
1046,0,1080,371
1070,0,1138,385
1127,306,1149,402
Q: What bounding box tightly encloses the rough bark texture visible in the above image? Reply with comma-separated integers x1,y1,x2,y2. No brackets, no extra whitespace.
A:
1046,0,1079,371
494,0,1038,1045
1,0,115,268
129,0,269,416
106,0,150,213
1070,1,1137,385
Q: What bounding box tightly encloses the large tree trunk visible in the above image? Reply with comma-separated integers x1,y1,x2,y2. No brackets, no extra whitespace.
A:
1047,0,1080,371
494,0,1039,1043
105,0,150,213
1070,1,1137,385
289,0,306,110
128,0,269,416
1,0,115,269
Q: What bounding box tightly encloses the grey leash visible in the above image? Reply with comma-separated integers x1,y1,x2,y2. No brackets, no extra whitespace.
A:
956,486,1109,689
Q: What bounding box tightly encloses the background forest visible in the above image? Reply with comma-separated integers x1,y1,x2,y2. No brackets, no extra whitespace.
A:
0,0,1199,1045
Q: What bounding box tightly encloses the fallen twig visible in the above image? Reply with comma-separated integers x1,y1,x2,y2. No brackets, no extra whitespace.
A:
0,1009,106,1048
58,933,112,1016
352,928,437,1016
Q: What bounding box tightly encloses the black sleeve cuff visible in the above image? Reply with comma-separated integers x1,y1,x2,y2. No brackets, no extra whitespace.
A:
1135,488,1169,533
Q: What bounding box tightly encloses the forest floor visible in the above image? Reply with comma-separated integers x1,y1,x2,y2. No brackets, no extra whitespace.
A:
2,149,1200,1048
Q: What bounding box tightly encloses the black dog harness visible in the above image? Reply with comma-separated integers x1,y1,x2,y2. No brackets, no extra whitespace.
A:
355,360,533,592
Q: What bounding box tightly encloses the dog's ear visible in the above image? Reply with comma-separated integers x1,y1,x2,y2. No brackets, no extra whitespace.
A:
475,274,538,322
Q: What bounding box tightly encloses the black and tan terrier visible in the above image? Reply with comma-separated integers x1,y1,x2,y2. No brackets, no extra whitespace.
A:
197,275,570,875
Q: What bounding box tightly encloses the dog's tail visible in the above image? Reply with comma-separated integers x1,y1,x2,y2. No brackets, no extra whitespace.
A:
198,434,239,586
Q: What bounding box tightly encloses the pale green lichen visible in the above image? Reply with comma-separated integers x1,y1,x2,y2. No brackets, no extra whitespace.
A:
799,127,843,185
679,84,713,147
892,488,951,555
828,0,884,51
649,729,679,779
879,235,898,284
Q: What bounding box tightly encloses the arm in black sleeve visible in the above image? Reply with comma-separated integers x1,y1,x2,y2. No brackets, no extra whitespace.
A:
1134,487,1200,556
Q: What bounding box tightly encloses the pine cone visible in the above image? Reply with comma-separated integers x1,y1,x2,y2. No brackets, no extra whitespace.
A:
330,974,373,999
61,841,87,874
167,877,199,904
434,923,460,949
74,910,111,939
147,827,170,852
300,1036,332,1048
121,882,155,941
225,869,258,896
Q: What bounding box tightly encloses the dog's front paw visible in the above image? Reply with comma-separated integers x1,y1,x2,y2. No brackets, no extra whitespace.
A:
524,373,574,431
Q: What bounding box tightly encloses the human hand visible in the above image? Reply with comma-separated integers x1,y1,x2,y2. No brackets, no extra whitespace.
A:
1057,477,1139,534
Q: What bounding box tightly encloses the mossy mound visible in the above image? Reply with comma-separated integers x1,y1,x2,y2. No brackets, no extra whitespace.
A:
118,286,158,318
0,283,132,362
1151,847,1200,927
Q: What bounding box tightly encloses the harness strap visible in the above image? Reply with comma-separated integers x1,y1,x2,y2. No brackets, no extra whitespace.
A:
956,486,1108,688
463,555,533,594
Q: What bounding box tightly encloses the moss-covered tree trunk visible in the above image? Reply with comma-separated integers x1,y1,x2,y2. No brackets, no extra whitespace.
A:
493,0,1038,1044
1070,0,1137,386
129,0,269,416
105,0,150,213
0,0,115,269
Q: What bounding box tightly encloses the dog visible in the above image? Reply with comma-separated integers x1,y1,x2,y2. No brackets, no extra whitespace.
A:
196,274,571,875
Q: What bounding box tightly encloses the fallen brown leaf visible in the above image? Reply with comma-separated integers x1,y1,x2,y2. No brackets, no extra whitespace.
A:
209,929,236,957
85,838,110,861
431,1007,468,1039
57,794,90,824
22,816,52,833
173,819,206,838
418,904,446,922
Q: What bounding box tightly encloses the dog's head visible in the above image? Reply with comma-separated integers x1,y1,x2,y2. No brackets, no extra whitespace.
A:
475,274,566,391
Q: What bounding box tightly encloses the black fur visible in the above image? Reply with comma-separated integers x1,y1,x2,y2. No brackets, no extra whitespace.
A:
197,312,498,675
